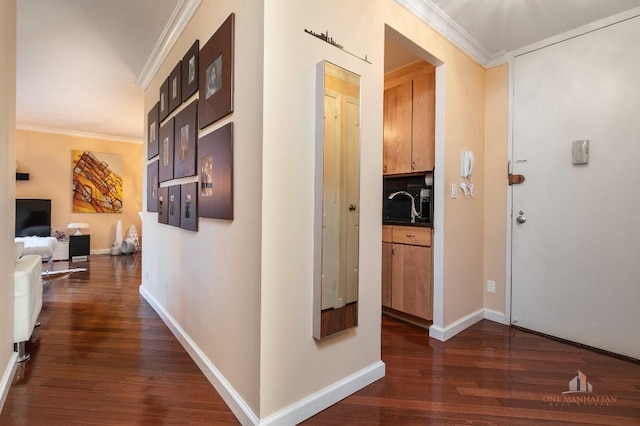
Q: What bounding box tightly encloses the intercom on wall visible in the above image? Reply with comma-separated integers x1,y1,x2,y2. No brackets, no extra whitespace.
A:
461,150,474,177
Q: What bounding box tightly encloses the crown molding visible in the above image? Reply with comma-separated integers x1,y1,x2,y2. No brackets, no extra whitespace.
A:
16,124,143,144
394,0,498,68
136,0,202,90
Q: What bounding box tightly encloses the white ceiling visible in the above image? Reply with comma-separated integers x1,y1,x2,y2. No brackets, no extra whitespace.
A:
17,0,179,141
16,1,640,141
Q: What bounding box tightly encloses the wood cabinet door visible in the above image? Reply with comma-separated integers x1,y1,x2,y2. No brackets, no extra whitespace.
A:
382,242,393,308
383,81,412,175
412,72,435,172
392,244,432,319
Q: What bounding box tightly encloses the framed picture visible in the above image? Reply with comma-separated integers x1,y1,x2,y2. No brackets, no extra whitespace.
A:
158,186,169,224
72,151,123,213
181,182,198,231
173,100,198,178
198,122,233,220
168,185,181,227
146,160,159,212
147,103,159,159
169,61,182,114
182,40,199,102
198,13,235,129
158,118,175,182
159,77,169,122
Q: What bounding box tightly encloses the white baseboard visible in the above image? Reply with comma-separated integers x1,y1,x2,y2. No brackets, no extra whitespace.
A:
429,308,509,341
259,361,385,426
139,285,259,425
0,352,18,412
484,308,507,324
429,309,484,341
140,285,386,425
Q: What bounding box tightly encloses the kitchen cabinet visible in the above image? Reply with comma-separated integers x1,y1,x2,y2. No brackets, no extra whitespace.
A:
382,225,432,320
383,61,435,175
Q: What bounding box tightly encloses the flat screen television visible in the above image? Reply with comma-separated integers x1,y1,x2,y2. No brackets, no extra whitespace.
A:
15,198,52,237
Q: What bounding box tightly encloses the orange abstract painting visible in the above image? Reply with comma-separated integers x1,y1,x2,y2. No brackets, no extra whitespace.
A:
72,151,123,213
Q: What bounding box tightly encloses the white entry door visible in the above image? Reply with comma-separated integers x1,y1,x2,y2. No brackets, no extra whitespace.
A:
511,16,640,359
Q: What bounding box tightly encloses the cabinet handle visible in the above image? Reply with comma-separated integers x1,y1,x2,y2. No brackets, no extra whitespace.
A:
406,234,415,238
411,161,416,170
392,245,395,255
383,164,387,173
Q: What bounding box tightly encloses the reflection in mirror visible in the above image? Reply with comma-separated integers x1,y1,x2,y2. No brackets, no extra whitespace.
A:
313,61,361,339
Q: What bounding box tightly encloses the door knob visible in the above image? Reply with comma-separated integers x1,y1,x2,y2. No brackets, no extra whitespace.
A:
348,204,357,211
516,210,526,224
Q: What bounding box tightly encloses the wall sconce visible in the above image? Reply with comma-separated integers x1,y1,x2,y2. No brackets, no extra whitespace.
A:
67,222,89,236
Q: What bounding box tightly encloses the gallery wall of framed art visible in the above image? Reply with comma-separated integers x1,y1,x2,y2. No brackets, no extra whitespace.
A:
145,13,236,232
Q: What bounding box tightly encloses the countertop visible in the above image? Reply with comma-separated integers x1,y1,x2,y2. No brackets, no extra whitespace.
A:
383,219,432,228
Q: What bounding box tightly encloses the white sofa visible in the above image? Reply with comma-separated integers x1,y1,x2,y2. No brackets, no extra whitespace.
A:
14,243,43,362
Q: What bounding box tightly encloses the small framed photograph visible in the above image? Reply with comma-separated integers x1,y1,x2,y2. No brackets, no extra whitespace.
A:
158,118,175,182
168,185,181,227
182,40,199,102
198,13,234,129
197,122,233,220
173,100,198,178
158,186,169,224
147,102,159,159
169,61,182,114
159,78,169,122
146,160,159,212
181,182,198,231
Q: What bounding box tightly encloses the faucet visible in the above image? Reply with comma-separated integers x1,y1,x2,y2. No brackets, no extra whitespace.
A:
388,191,419,223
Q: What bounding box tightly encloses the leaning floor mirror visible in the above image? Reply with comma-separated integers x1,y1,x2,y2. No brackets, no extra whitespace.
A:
313,60,361,339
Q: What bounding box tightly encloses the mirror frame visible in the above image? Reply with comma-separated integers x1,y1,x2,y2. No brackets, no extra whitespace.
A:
313,60,362,340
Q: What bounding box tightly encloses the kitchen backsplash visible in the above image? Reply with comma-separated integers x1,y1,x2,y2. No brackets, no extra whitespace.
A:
383,172,433,225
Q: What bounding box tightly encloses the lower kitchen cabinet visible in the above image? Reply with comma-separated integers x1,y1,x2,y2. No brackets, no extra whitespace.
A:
382,225,432,320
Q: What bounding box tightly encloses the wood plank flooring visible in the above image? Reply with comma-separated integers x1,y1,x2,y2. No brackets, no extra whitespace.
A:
1,254,238,425
2,254,639,424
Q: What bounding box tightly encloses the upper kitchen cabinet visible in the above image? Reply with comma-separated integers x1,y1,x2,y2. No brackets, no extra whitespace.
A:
383,61,435,175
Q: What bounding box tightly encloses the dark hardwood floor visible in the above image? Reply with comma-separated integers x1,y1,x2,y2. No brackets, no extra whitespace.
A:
1,254,238,425
2,254,639,425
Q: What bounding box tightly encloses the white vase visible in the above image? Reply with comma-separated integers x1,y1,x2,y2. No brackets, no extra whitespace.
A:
115,220,123,245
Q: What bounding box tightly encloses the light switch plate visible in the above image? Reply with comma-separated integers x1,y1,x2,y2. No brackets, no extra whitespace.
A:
487,280,496,294
572,140,589,165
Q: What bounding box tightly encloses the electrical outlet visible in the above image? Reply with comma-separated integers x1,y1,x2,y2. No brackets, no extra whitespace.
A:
487,280,496,294
451,183,457,198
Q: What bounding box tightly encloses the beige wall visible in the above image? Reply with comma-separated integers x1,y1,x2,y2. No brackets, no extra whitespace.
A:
141,0,264,415
0,0,17,408
377,3,488,326
143,0,506,421
15,130,143,252
483,64,509,314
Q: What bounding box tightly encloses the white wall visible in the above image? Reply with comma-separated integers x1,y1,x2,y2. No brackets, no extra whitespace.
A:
0,0,17,410
140,0,264,415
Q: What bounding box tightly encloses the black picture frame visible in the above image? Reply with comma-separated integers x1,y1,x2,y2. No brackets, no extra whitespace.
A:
146,160,159,212
168,185,181,227
182,40,199,102
173,100,198,178
197,122,233,220
169,61,182,114
147,102,159,160
158,118,175,183
158,186,169,224
159,77,169,122
180,182,198,231
198,13,234,129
